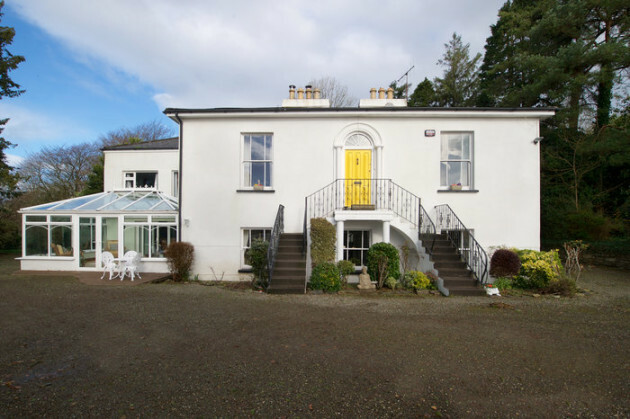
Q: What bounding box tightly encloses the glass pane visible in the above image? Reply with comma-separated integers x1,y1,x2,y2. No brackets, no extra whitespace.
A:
135,173,157,188
152,216,176,223
251,162,265,187
461,134,470,159
264,162,272,187
102,217,119,258
51,215,71,222
243,230,251,248
347,231,363,249
54,195,101,210
243,135,251,160
26,215,46,222
79,217,96,267
124,215,148,223
251,229,266,242
251,135,265,160
243,162,251,187
265,135,272,160
347,250,362,266
151,225,172,258
25,225,48,256
447,137,462,159
363,231,370,247
124,225,149,258
50,225,73,257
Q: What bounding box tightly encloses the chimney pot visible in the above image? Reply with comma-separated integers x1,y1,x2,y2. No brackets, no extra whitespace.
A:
314,88,321,99
370,88,377,99
387,87,394,99
289,85,296,99
305,85,313,99
378,87,386,99
297,88,304,100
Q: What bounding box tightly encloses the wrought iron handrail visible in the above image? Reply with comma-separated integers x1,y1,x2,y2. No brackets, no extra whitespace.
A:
419,204,437,255
305,179,422,228
266,204,284,290
434,204,489,284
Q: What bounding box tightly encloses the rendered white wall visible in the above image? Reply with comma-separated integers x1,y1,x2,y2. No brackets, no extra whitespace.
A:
103,149,179,195
177,111,548,280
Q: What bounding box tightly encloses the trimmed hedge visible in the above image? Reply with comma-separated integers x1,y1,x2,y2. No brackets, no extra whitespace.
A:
310,218,336,266
490,249,521,277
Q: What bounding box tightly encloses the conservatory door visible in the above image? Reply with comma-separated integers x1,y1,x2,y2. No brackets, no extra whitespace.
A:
79,217,96,268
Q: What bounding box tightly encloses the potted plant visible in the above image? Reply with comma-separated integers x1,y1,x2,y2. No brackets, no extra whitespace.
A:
450,182,462,191
253,180,264,191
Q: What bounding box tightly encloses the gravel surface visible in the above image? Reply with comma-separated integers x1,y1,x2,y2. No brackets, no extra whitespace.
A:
1,254,628,417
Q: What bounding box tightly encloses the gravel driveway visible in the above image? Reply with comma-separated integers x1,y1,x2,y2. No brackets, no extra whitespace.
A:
1,254,628,417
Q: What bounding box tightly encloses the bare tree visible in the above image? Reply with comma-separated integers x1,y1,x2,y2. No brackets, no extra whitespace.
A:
99,120,176,148
19,142,100,201
307,76,356,107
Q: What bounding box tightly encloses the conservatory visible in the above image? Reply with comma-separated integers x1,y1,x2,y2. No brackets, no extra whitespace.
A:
19,190,178,273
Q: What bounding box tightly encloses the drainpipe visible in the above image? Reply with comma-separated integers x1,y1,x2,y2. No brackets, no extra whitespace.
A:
175,113,183,242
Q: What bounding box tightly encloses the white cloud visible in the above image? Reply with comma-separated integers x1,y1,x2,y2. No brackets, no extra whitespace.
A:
0,102,91,151
10,0,505,109
5,153,24,168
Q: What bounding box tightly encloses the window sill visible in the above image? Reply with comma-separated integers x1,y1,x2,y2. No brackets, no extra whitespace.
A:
437,189,479,193
236,189,275,193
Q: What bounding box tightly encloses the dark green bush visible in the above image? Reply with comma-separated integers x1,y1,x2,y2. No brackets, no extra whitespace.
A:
543,276,577,296
337,260,355,285
310,262,341,292
164,241,195,282
493,276,513,291
249,239,269,288
310,218,336,266
366,242,400,287
490,249,521,277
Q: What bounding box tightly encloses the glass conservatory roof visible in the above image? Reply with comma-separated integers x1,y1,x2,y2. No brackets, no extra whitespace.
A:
21,190,178,213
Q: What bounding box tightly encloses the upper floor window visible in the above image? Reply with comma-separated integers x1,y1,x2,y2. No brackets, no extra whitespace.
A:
125,171,157,189
440,132,473,188
242,134,272,189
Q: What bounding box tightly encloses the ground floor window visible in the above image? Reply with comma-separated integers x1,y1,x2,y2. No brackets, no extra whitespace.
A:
343,230,371,267
123,215,177,258
24,215,73,257
242,228,271,268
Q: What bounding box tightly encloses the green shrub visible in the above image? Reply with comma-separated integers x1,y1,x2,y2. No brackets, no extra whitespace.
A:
384,276,398,289
248,239,269,288
310,262,342,292
310,218,336,266
493,276,513,291
164,241,195,282
490,249,521,277
367,242,400,288
401,270,431,291
513,249,563,289
337,260,355,285
543,276,577,296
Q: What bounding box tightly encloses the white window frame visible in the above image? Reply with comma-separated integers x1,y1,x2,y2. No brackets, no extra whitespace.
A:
122,215,177,259
343,230,371,268
23,214,73,258
241,228,272,268
440,132,473,189
124,171,158,189
241,133,273,189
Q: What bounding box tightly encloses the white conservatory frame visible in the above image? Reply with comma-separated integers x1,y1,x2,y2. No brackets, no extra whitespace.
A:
19,190,178,273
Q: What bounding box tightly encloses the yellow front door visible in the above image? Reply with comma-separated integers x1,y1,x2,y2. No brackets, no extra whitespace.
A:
345,149,372,207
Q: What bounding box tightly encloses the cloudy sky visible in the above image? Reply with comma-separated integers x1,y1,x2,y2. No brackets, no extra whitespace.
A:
2,0,506,164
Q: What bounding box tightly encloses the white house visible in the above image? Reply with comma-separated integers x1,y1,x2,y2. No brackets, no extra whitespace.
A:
19,85,554,295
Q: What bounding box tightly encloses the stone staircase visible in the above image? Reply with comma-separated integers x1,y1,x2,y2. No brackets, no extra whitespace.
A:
428,233,485,296
268,233,306,294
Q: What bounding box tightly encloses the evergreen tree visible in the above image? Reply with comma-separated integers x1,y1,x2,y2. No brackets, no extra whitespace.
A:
408,78,437,107
433,33,482,107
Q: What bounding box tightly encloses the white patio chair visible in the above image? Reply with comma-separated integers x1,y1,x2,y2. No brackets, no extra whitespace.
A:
101,251,118,280
120,250,142,281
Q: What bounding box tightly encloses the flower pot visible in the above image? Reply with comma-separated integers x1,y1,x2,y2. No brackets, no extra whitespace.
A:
450,185,462,191
253,184,264,191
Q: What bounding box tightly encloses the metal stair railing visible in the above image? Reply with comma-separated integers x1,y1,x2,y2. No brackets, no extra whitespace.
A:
419,204,437,255
305,179,422,228
434,204,489,284
266,204,284,290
